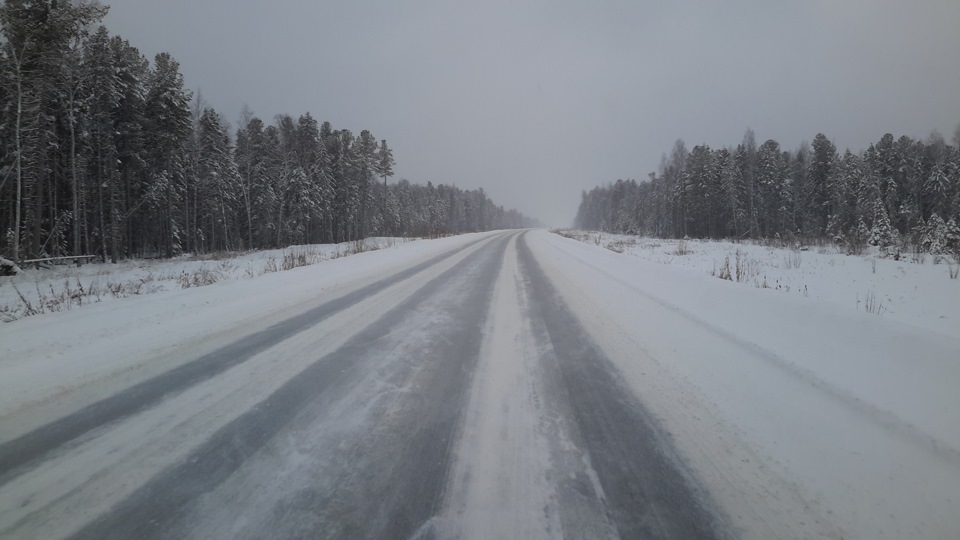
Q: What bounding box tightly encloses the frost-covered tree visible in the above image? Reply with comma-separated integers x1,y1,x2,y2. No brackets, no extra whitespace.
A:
574,127,958,258
810,133,837,236
0,0,107,261
942,218,960,262
377,139,395,185
868,199,898,250
0,7,541,260
143,52,192,257
83,26,121,261
194,107,240,251
111,36,150,257
921,213,947,257
719,148,745,238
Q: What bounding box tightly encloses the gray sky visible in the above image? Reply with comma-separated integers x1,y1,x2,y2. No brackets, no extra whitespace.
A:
104,0,960,226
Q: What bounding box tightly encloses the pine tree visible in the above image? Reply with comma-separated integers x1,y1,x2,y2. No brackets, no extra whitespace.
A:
868,199,898,250
355,130,379,238
143,52,192,257
294,113,332,243
0,10,536,260
740,130,759,238
84,26,121,261
377,139,395,185
874,134,898,227
811,133,836,236
234,113,259,249
789,142,812,238
757,139,786,237
0,0,107,261
194,107,239,251
921,213,947,255
110,35,149,257
942,218,960,262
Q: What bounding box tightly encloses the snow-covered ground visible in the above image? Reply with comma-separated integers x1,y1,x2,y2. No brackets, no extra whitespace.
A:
0,237,414,322
2,229,958,538
0,234,475,427
557,230,960,337
538,230,960,538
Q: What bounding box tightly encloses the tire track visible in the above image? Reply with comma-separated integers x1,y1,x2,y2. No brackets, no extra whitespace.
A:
432,233,574,539
516,232,725,539
67,232,515,540
0,232,502,483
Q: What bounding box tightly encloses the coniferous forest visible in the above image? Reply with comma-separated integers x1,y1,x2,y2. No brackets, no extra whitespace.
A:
575,129,960,257
0,1,537,264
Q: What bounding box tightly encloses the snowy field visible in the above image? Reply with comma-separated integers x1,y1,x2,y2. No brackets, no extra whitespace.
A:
1,229,959,538
0,237,416,323
556,230,960,337
536,231,960,538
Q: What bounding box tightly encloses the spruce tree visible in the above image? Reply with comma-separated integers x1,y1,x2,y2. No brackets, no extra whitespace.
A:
868,199,897,250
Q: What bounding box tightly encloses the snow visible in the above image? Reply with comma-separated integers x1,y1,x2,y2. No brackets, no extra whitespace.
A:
439,234,572,539
533,230,960,539
0,257,20,276
559,231,960,337
0,237,413,322
0,232,505,539
0,234,473,432
2,228,959,538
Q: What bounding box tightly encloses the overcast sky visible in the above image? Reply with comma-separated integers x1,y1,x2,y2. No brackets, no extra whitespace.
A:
104,0,960,226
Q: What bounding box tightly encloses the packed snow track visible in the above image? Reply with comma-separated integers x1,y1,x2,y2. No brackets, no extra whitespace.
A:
1,230,958,539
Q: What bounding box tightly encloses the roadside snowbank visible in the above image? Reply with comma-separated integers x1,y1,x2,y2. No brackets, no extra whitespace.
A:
0,237,414,322
532,230,960,539
559,231,959,337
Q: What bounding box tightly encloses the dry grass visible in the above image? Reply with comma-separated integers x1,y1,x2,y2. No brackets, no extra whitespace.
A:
711,248,766,289
0,275,163,322
858,289,886,316
783,250,803,269
604,238,636,254
0,239,399,323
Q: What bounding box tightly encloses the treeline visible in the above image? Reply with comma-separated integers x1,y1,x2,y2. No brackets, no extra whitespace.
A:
575,128,960,255
0,2,536,263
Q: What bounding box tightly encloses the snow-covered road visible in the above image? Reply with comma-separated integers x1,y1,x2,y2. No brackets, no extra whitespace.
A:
1,230,958,539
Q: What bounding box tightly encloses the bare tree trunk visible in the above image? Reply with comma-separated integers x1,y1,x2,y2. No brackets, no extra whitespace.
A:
242,165,253,249
244,189,252,249
166,172,174,258
31,127,44,257
110,174,119,263
219,189,229,252
125,167,133,257
276,193,285,248
70,92,80,255
82,175,90,255
184,179,190,253
50,160,58,256
98,182,106,261
12,49,23,263
98,145,106,262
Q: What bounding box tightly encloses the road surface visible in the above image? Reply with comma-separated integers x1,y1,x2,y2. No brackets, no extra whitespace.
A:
2,230,959,539
0,231,724,539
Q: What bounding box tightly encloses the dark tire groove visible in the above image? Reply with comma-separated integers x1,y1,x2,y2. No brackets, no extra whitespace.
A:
517,232,725,540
